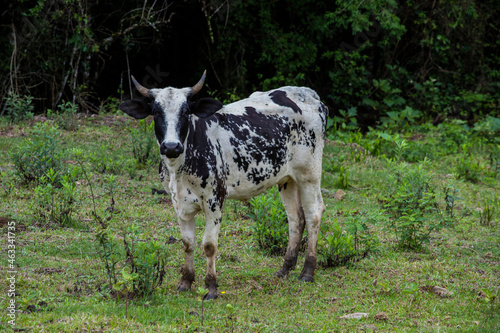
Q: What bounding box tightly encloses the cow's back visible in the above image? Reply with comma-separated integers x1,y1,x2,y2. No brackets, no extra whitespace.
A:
201,86,327,200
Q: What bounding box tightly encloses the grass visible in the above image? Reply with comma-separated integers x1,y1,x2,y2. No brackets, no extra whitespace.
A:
0,116,499,332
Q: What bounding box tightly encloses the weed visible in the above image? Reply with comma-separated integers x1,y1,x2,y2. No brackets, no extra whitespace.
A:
197,287,209,327
336,166,349,190
123,226,167,297
381,161,442,250
33,166,80,226
481,287,499,317
226,303,235,333
248,187,289,255
112,268,139,318
455,156,482,182
443,182,462,224
318,213,378,267
129,119,156,165
10,122,66,184
479,194,499,227
0,170,15,196
3,91,34,122
47,100,79,131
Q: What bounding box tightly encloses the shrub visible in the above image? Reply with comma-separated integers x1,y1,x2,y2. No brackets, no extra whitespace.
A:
248,186,289,255
3,91,34,122
10,123,66,184
129,119,156,165
33,166,80,226
455,156,482,183
381,161,442,250
122,226,166,297
47,100,78,131
318,212,379,267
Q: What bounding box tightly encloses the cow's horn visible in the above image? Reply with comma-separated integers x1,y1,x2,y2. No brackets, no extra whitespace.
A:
191,70,207,96
131,75,150,98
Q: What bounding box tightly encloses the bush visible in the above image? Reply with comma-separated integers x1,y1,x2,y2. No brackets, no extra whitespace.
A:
33,166,80,226
47,100,78,131
381,161,442,250
3,91,34,122
129,119,157,165
455,156,482,183
10,123,66,184
318,212,379,267
248,187,289,256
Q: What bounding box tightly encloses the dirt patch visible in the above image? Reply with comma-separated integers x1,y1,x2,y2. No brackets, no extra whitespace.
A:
35,267,65,275
0,216,9,228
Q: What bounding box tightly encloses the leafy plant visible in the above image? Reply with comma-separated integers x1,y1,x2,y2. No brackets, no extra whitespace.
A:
3,91,34,122
47,100,79,131
0,170,15,196
443,182,462,223
129,119,156,165
317,213,378,268
381,161,442,250
479,194,499,227
335,166,349,190
226,303,235,333
455,156,482,183
248,187,289,255
33,166,81,226
197,287,209,327
10,123,66,184
123,226,167,297
112,268,138,318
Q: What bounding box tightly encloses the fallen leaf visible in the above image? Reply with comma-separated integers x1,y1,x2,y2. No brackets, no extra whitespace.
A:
433,286,454,298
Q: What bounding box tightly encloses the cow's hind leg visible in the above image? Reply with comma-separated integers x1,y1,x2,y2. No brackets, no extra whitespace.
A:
178,215,196,291
297,181,325,282
275,180,306,278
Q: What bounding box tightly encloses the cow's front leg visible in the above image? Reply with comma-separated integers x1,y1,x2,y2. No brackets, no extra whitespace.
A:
202,209,222,300
178,214,196,292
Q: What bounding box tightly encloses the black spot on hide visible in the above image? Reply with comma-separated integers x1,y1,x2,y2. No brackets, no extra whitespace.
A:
269,90,302,114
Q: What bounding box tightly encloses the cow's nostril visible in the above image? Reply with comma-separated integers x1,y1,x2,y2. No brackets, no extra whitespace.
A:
161,142,184,158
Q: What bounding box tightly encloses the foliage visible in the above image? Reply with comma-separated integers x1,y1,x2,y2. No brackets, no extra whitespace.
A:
479,194,499,228
455,156,483,183
318,212,379,267
10,123,66,184
47,100,79,131
129,119,156,166
33,167,81,226
3,91,34,122
122,226,167,297
248,186,289,256
335,165,349,190
1,1,499,130
381,161,442,250
443,182,461,222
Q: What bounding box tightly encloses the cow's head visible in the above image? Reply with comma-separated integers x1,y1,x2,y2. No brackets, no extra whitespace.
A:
119,71,222,159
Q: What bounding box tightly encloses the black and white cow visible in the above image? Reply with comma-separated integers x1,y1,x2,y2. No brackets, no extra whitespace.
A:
120,71,327,299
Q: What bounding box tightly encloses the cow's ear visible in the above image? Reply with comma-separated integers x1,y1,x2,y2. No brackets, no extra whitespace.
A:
119,100,152,119
190,98,223,118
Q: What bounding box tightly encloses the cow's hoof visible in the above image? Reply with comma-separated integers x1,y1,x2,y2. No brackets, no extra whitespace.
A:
298,275,314,283
274,269,288,278
203,293,218,300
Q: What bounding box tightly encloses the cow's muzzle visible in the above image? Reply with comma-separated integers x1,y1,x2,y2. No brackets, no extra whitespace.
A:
160,141,184,158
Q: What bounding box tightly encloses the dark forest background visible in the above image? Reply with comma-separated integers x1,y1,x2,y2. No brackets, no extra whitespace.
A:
1,0,499,127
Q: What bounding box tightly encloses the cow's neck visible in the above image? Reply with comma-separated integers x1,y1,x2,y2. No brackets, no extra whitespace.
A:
161,154,184,175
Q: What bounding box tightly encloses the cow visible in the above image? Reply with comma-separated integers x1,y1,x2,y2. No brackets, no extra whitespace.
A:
119,71,327,299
